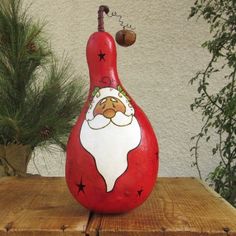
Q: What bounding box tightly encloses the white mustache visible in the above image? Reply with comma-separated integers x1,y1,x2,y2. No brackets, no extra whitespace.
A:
87,112,133,130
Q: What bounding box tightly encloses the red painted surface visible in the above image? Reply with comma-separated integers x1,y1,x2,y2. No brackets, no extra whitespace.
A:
66,31,159,214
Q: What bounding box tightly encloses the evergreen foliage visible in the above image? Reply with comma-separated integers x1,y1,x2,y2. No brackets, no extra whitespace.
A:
0,0,85,151
189,0,236,207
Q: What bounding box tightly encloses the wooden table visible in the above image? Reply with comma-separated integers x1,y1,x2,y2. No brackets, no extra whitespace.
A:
0,177,235,236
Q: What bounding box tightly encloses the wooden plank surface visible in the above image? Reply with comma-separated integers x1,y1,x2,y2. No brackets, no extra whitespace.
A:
1,177,236,236
87,177,236,236
0,177,90,236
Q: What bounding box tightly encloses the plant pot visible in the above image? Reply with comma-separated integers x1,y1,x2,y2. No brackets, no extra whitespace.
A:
0,144,32,177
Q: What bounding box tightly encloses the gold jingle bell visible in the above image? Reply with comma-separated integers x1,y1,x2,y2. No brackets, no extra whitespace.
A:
115,29,136,47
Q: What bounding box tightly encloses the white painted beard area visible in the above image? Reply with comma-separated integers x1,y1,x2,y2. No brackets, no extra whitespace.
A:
80,115,141,192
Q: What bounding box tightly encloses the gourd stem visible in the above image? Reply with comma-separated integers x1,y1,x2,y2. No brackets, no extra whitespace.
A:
98,5,109,32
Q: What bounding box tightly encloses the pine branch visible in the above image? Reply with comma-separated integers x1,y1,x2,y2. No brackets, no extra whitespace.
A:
0,0,86,148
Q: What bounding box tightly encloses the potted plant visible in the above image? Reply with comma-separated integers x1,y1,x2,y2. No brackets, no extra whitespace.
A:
189,0,236,207
0,0,85,177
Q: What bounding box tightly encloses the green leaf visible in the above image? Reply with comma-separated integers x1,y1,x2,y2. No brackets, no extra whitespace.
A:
92,87,100,97
117,85,122,92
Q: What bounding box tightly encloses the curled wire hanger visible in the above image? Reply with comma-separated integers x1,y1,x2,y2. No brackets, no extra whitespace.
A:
106,11,136,31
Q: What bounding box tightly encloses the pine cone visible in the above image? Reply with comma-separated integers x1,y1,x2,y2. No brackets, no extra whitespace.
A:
27,42,37,53
40,126,53,139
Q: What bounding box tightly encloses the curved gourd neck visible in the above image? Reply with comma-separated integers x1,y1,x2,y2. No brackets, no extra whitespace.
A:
86,31,121,93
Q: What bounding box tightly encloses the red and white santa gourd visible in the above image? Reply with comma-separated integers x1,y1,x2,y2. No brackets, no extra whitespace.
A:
66,6,159,214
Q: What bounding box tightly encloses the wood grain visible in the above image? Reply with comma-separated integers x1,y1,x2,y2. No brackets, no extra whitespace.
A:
1,177,236,236
0,177,90,236
87,177,236,236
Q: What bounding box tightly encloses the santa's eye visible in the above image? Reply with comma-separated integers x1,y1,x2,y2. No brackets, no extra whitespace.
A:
111,97,117,102
100,98,107,104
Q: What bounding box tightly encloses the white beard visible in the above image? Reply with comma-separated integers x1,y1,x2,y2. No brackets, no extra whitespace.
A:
80,114,141,192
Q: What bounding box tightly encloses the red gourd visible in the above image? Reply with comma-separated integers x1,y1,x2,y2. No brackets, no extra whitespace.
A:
66,5,159,214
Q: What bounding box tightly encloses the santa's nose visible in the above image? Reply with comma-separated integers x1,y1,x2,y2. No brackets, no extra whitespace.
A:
103,108,116,119
102,98,117,118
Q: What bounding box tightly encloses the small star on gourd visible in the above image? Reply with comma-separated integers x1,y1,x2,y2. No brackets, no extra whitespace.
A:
98,50,106,61
76,177,86,194
137,189,143,197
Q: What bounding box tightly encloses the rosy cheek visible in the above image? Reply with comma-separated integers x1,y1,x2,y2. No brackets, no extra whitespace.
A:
93,105,104,117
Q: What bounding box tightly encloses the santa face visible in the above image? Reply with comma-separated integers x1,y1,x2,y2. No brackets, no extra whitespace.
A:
80,87,141,192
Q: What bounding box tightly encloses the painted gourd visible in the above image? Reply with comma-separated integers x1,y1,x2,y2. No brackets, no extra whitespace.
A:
66,6,159,214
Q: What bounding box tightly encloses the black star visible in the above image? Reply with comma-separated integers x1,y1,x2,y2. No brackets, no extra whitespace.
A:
137,189,143,197
76,177,86,194
98,50,106,61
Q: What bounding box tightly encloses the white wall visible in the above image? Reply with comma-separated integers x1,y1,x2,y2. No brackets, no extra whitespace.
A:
27,0,221,178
